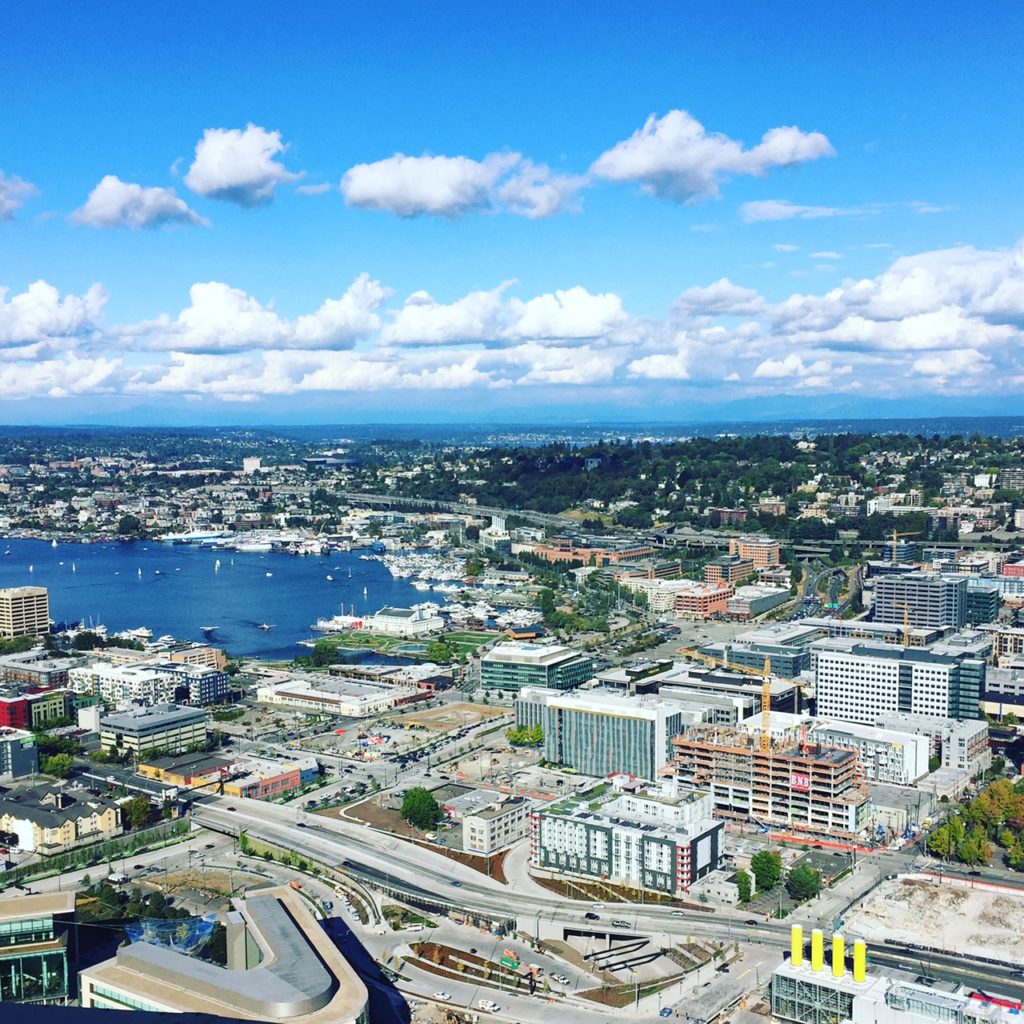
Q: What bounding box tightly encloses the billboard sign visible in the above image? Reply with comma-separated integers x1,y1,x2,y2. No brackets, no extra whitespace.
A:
791,772,811,792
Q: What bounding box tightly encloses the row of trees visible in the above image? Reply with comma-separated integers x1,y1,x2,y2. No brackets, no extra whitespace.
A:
927,778,1024,870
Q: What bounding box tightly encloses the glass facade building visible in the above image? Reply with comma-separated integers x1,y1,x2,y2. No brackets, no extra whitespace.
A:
0,895,74,1005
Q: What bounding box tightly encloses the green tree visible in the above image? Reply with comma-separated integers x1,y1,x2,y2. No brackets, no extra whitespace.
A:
400,787,443,831
507,724,543,747
310,639,337,667
750,850,782,892
122,795,153,830
785,865,822,901
118,513,142,535
735,868,753,903
42,753,74,778
537,589,556,616
425,640,455,663
928,755,941,773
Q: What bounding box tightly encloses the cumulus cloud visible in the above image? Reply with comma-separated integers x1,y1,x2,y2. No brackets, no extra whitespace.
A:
131,274,388,352
674,278,765,317
184,124,300,206
381,285,511,345
341,152,518,218
0,280,107,345
740,199,861,223
591,110,833,203
0,171,39,221
773,243,799,253
497,161,587,218
71,175,208,230
507,286,628,341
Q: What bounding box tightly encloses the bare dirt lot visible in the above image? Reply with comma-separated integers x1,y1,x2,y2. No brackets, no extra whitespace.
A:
382,701,506,732
846,877,1024,965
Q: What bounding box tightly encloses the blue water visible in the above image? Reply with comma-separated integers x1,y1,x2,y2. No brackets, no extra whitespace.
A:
0,538,424,659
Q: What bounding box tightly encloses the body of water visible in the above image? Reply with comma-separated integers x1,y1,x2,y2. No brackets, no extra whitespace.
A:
0,538,424,659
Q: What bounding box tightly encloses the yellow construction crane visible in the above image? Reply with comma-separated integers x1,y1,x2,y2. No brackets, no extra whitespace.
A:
760,657,772,753
889,528,921,562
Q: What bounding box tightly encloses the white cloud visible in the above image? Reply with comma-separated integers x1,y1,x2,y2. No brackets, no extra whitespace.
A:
912,348,988,378
909,200,957,215
184,124,299,206
0,172,39,220
295,182,333,196
773,243,799,253
381,285,511,345
71,175,208,230
132,274,388,352
341,152,518,218
627,350,690,380
497,160,586,218
507,286,628,341
0,280,107,345
810,250,843,260
740,199,860,223
674,278,765,317
591,110,833,203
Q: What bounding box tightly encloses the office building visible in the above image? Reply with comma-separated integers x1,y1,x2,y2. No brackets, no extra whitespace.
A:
80,886,368,1022
481,642,593,693
517,687,685,779
463,796,530,855
874,573,967,630
672,579,734,618
0,586,49,639
222,753,319,801
99,703,207,757
531,776,723,896
671,729,871,836
704,556,754,585
726,585,790,620
0,892,75,1004
814,638,984,724
873,714,991,776
256,674,423,717
880,540,919,562
728,536,782,567
0,785,123,854
965,579,1000,625
0,727,38,780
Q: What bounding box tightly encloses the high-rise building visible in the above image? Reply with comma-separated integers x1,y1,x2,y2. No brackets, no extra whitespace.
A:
728,536,782,567
873,573,967,629
481,642,592,693
516,687,685,779
814,638,985,724
0,587,49,639
0,727,38,780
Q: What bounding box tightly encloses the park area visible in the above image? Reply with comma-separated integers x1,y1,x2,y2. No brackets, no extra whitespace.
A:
845,877,1024,965
317,628,497,659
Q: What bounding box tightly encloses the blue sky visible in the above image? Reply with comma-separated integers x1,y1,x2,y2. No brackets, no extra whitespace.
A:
2,1,1024,423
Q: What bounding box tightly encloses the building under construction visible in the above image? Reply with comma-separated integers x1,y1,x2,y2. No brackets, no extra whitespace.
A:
670,725,871,837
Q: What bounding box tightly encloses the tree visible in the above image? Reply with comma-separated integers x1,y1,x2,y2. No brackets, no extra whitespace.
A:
507,724,543,747
425,640,455,663
118,514,142,535
400,787,443,831
735,868,753,903
538,589,556,616
42,753,74,779
123,795,153,830
785,865,822,902
310,639,337,667
750,850,782,892
928,755,941,773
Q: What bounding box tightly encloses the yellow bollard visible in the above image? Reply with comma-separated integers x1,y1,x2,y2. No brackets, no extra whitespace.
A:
853,940,867,983
790,924,804,967
811,929,824,972
832,933,846,977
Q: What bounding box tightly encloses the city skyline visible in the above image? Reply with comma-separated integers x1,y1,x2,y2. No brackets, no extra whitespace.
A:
3,2,1024,423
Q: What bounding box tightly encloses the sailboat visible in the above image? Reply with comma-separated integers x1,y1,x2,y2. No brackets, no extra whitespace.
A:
71,562,76,573
51,539,57,548
265,571,273,578
363,586,368,596
214,559,221,571
28,564,33,573
137,568,142,578
258,623,274,630
326,575,334,581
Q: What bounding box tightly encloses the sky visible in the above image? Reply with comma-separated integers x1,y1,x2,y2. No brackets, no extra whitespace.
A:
2,1,1024,425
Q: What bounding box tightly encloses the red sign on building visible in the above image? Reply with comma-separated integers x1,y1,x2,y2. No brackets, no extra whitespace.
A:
790,772,811,793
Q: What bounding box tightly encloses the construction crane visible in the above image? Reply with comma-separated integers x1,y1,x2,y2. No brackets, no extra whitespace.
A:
760,657,772,753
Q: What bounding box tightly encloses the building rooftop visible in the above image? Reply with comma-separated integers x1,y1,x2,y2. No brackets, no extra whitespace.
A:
483,641,585,666
100,702,206,730
0,891,75,923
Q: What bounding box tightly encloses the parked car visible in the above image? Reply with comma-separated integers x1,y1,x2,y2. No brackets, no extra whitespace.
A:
660,1009,674,1018
551,973,570,985
611,920,632,929
478,1000,500,1013
432,991,452,1001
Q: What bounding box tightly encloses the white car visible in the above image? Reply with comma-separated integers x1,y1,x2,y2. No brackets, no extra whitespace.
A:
432,991,452,1001
478,999,500,1012
591,902,605,910
551,973,571,985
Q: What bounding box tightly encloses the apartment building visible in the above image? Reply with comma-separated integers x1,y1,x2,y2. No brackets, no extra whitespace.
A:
99,703,208,757
463,796,530,855
729,536,782,567
531,776,723,896
0,727,39,780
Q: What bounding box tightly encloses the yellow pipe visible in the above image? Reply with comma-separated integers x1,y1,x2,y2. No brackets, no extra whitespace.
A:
853,940,867,983
790,924,804,967
832,933,846,977
810,929,824,972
